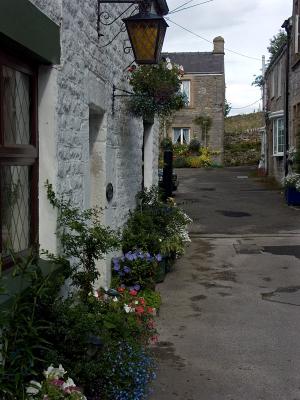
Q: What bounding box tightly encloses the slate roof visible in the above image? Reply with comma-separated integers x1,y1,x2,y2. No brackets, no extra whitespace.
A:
162,52,224,74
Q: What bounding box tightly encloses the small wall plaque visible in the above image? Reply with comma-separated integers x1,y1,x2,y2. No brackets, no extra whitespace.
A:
106,183,114,202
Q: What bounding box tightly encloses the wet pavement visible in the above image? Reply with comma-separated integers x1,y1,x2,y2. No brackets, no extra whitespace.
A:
150,167,300,400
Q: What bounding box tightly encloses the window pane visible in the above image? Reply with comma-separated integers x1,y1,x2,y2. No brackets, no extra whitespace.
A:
173,128,181,144
181,81,190,104
3,66,31,145
182,128,190,144
278,119,285,153
1,165,30,256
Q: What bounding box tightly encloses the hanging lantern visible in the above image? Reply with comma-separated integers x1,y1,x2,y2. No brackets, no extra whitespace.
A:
123,12,168,64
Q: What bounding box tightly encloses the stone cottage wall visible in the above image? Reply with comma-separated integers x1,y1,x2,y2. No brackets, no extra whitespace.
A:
29,0,159,285
167,73,225,163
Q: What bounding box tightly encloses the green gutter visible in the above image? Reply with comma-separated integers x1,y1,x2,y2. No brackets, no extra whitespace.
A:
0,0,60,64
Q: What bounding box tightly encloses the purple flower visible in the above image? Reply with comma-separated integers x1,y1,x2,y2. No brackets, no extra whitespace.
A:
134,284,141,291
156,254,162,262
125,252,134,261
146,253,152,261
124,266,131,274
113,264,120,272
113,257,119,265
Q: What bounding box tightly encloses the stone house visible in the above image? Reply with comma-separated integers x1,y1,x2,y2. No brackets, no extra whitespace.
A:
0,0,168,286
263,0,300,182
162,37,225,163
263,44,287,182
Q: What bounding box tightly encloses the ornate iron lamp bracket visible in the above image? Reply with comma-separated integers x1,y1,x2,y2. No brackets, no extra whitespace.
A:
97,0,148,39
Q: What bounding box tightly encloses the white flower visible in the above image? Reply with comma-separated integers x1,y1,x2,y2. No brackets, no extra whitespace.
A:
165,57,171,63
26,381,42,395
113,297,119,302
135,300,139,305
93,290,99,298
166,63,173,70
44,364,66,379
63,377,76,389
124,304,134,313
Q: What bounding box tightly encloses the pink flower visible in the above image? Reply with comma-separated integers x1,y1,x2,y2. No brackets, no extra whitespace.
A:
129,289,138,296
49,379,64,387
135,306,145,315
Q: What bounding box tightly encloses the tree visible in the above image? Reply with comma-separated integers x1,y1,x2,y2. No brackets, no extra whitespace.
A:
224,99,232,117
267,30,287,62
252,75,264,88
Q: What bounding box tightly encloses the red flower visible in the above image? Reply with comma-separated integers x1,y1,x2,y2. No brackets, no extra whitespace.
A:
129,289,138,296
139,298,146,306
150,335,158,344
135,306,145,315
147,307,154,314
117,287,125,293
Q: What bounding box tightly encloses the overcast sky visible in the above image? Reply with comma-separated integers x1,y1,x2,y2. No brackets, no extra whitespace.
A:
162,0,291,115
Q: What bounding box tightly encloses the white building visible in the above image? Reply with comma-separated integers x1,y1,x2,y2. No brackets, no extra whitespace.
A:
0,0,167,286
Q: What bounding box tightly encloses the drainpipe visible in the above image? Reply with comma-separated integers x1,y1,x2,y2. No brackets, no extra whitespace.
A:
282,18,292,176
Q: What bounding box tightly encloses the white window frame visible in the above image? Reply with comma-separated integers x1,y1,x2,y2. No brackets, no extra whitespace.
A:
173,128,190,145
273,118,285,156
180,80,191,105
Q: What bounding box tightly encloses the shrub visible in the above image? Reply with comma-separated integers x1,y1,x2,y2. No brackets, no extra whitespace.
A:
46,182,119,300
173,144,189,157
122,187,191,257
173,156,188,168
0,255,69,399
160,137,173,151
188,138,201,153
112,251,161,290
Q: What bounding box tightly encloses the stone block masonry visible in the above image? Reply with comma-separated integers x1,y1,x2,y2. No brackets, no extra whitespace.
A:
30,0,160,285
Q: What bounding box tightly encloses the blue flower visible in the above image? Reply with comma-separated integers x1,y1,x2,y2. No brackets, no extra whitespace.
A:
113,257,120,265
134,284,141,291
125,252,134,261
123,266,131,274
156,254,162,262
113,264,120,271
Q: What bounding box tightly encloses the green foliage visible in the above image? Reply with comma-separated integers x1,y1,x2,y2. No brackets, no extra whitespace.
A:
0,254,69,399
268,30,287,62
194,115,212,146
173,144,189,157
46,182,119,299
112,252,159,290
128,61,186,120
188,138,201,154
224,99,232,117
139,288,162,310
160,137,173,151
252,75,264,88
173,156,189,168
122,187,191,257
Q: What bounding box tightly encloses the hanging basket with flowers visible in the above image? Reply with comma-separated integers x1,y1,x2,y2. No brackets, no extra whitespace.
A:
127,59,187,120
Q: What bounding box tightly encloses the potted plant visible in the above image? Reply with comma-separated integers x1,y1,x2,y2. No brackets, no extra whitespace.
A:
282,172,300,205
127,60,187,121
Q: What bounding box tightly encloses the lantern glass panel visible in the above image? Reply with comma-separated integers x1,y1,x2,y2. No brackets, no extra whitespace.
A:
127,20,159,63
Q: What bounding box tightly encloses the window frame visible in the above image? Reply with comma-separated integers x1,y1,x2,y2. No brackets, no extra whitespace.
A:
0,48,38,268
273,118,285,157
173,127,191,145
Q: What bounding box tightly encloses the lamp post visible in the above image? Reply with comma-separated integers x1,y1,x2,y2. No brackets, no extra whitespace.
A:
98,0,168,64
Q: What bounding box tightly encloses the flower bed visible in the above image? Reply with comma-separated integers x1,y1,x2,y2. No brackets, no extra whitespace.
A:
0,186,191,399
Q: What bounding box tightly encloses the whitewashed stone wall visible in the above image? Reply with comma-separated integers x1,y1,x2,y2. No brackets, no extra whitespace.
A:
30,0,159,285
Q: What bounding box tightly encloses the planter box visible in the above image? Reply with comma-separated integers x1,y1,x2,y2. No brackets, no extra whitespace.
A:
285,187,300,206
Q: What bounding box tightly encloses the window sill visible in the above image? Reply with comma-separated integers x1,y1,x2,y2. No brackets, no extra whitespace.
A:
272,153,284,158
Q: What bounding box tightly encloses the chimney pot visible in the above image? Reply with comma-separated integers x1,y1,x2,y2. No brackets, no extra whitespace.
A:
213,36,225,54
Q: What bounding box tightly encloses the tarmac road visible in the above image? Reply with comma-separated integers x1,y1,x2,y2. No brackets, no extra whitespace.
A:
150,167,300,400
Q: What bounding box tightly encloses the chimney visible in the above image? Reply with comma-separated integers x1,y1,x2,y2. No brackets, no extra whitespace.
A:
213,36,225,54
